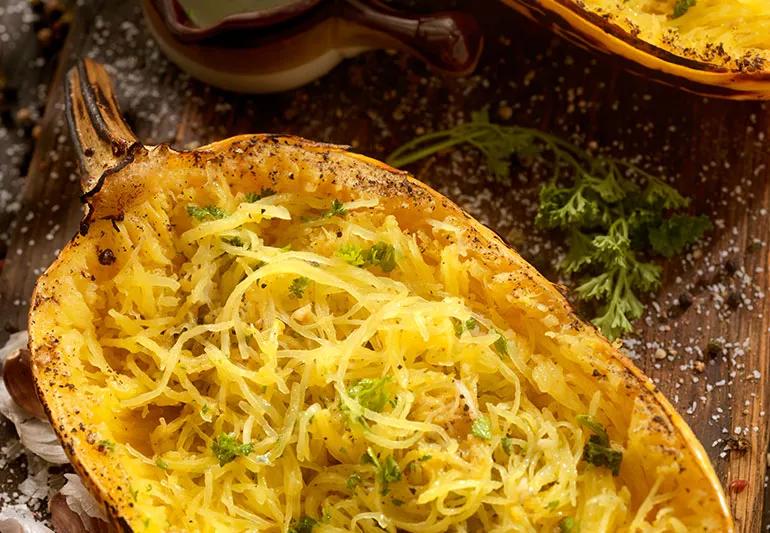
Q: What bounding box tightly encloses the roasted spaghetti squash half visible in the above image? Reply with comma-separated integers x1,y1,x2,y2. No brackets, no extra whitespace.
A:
503,0,770,99
27,61,733,532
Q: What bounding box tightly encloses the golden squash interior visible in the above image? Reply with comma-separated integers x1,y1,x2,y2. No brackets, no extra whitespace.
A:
583,0,770,71
29,136,732,532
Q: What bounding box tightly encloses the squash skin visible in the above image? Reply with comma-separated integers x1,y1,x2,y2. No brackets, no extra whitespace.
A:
502,0,770,100
27,134,734,531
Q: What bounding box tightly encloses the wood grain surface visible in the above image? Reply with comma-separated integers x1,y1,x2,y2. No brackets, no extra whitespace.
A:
1,0,768,530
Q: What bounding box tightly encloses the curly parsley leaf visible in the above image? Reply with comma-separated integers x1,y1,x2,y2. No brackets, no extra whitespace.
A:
323,199,347,218
245,188,276,202
559,516,578,533
471,415,492,440
288,516,317,533
339,242,397,272
346,472,362,490
672,0,695,18
363,242,396,272
348,377,392,412
187,205,226,221
289,277,310,299
338,244,367,266
212,433,254,466
361,448,402,495
577,415,622,476
648,214,711,258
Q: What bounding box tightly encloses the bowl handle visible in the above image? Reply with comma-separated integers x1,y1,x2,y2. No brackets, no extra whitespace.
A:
338,0,483,75
65,59,141,197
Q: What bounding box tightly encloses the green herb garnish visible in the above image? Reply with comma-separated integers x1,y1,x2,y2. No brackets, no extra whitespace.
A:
501,436,513,454
672,0,695,18
223,236,244,247
338,242,397,272
559,516,577,533
577,415,623,476
361,447,402,495
155,458,169,470
347,472,362,490
337,244,366,266
245,188,276,202
211,432,254,466
465,318,478,330
493,333,508,356
362,242,396,272
348,377,392,412
288,516,317,533
388,110,709,339
289,276,310,299
451,317,464,337
471,415,492,440
187,204,225,221
323,199,347,218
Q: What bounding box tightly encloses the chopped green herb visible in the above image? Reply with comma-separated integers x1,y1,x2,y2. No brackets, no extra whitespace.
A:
289,277,310,299
559,516,577,533
672,0,695,17
155,458,169,470
493,333,508,356
361,447,402,495
211,433,254,466
418,454,432,462
339,241,397,272
337,244,366,266
465,318,478,330
288,516,317,533
200,404,214,422
245,188,276,202
187,204,225,221
501,436,513,454
97,439,115,452
451,317,464,337
471,416,492,441
362,242,396,272
223,236,244,247
546,500,559,510
348,377,392,412
346,472,362,490
378,455,402,495
323,199,347,218
576,415,609,444
577,415,623,476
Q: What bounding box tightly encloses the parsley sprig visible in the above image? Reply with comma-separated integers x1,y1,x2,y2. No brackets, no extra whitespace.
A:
212,432,254,466
388,110,710,339
348,377,392,412
362,447,402,495
337,242,397,272
577,415,623,476
672,0,695,18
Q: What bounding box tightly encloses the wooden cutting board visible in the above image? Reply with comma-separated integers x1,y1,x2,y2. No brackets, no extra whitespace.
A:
1,0,768,529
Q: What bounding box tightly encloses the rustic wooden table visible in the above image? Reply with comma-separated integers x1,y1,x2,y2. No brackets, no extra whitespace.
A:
1,0,768,530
